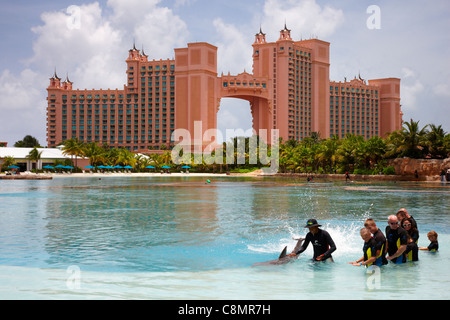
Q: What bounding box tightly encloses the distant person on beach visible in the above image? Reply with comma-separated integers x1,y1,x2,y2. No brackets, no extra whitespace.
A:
419,231,439,252
396,208,417,229
385,215,408,264
447,168,450,182
364,219,388,265
402,218,419,262
287,219,337,262
349,228,379,267
441,169,447,182
345,171,350,182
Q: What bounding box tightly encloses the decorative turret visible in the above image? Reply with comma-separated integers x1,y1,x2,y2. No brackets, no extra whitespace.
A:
278,22,292,41
254,26,266,44
62,73,73,90
128,39,141,61
140,45,149,62
49,69,61,89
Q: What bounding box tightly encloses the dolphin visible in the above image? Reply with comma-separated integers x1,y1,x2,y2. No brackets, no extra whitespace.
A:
251,237,305,267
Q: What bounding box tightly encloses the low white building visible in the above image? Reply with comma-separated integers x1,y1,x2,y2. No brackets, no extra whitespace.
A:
0,147,87,171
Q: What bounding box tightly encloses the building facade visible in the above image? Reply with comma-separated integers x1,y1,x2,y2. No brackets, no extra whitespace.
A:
47,26,402,150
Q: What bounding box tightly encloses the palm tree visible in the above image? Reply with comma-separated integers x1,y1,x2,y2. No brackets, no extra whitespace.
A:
62,138,84,168
26,147,43,172
426,124,447,158
82,142,105,166
400,119,428,158
318,135,340,173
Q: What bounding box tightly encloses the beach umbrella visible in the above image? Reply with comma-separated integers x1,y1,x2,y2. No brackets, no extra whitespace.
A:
182,166,191,169
85,165,95,169
146,166,156,169
162,166,171,169
113,165,123,169
124,166,133,169
55,165,65,169
43,165,54,169
8,165,20,169
64,166,74,170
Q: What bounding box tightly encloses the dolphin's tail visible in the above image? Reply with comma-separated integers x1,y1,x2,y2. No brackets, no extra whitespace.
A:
292,238,305,254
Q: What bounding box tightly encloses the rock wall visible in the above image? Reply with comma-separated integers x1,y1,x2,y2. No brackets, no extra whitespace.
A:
387,158,450,180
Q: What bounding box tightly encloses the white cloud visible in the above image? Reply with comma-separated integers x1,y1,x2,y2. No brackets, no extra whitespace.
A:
401,68,424,111
0,0,189,145
0,69,46,145
107,0,189,60
261,0,344,40
213,18,253,75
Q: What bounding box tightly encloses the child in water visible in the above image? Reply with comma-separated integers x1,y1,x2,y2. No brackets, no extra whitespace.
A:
419,231,439,252
349,228,379,267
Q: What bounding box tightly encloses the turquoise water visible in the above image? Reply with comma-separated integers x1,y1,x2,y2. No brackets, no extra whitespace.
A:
0,176,449,299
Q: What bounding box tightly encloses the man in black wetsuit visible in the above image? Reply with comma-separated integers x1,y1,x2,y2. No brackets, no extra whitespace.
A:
385,215,408,264
288,219,337,262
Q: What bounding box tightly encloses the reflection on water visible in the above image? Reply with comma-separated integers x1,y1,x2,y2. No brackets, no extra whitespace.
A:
0,177,449,299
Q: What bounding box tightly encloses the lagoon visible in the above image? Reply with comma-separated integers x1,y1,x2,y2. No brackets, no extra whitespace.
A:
0,176,449,299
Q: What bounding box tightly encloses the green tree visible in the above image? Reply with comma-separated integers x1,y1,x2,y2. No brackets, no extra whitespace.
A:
14,135,42,148
400,119,429,158
26,147,43,171
426,124,447,158
62,138,85,168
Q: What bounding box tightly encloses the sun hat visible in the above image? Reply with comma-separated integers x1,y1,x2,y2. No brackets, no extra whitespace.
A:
304,219,322,228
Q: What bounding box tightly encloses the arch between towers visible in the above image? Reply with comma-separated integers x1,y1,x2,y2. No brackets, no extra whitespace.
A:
217,94,272,144
217,74,272,144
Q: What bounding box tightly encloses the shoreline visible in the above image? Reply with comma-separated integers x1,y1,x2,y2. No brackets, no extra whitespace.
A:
1,170,448,183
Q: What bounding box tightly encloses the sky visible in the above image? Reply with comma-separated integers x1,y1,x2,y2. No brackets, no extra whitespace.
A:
0,0,449,147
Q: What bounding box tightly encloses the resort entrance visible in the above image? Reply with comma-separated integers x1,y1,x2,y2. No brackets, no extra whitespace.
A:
218,72,272,144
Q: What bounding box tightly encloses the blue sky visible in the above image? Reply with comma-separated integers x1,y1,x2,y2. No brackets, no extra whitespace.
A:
0,0,449,146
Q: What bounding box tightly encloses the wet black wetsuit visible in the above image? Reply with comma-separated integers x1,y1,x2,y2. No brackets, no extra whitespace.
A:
372,228,388,266
295,229,336,261
405,229,419,262
385,226,408,264
427,241,439,252
363,237,378,267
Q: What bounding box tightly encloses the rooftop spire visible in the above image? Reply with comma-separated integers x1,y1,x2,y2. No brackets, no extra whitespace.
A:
50,67,61,80
141,44,148,57
64,72,72,84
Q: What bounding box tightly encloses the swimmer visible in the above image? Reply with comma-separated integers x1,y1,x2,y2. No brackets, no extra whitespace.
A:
419,231,439,252
349,228,379,267
288,219,336,262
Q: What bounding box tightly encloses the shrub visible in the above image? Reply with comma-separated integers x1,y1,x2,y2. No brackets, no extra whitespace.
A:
383,166,396,175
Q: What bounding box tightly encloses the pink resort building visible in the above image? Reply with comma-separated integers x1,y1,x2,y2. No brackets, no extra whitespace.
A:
47,26,402,151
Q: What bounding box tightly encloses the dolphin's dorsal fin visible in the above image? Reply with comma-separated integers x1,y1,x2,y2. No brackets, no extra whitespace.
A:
279,246,288,259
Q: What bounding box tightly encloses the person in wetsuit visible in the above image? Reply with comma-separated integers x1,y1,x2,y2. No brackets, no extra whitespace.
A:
349,228,379,267
385,215,408,264
288,219,337,262
364,218,388,266
402,217,419,262
419,231,439,252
